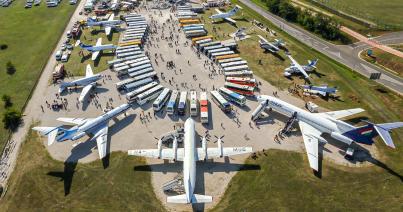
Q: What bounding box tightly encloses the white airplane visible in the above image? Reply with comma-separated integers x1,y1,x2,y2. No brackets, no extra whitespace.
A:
251,95,403,172
210,5,242,24
78,38,117,61
258,35,285,53
86,14,123,36
285,55,318,79
33,103,131,160
59,64,102,102
302,84,337,97
128,118,253,204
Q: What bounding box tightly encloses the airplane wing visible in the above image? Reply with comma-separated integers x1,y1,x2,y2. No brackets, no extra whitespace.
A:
78,83,95,103
95,125,108,159
56,117,90,125
257,35,269,44
215,8,223,14
298,121,322,171
108,13,115,21
197,147,253,160
128,148,185,161
95,37,102,46
321,108,364,120
92,51,100,61
224,17,236,24
288,55,309,79
85,64,93,77
105,26,112,36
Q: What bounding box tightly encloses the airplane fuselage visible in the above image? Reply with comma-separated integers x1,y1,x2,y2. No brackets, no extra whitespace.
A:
82,44,116,53
87,20,122,27
285,65,314,74
183,118,197,203
258,95,356,144
57,103,131,142
60,74,102,92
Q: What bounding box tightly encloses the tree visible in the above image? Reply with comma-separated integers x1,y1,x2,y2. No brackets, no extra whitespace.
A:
0,44,7,50
266,0,281,14
2,109,22,131
6,61,16,75
278,1,298,22
2,94,12,108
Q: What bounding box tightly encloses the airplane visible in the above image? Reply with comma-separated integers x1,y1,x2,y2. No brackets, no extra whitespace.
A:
86,14,123,36
209,5,242,24
258,35,285,53
78,37,117,61
59,64,102,102
251,95,403,172
285,55,318,79
32,103,131,160
302,84,337,97
128,118,253,204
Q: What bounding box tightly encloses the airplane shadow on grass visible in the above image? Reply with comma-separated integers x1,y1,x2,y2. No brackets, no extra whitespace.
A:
134,159,260,211
46,114,135,196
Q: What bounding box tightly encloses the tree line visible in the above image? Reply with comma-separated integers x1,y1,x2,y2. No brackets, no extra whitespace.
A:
264,0,350,43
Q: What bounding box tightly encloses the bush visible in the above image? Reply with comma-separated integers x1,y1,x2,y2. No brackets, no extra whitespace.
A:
2,109,22,131
2,94,12,108
0,44,7,50
6,61,16,75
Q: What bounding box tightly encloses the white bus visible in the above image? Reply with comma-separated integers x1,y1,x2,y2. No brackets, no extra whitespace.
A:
207,47,230,57
224,82,255,96
224,70,254,77
128,67,153,78
178,91,187,116
223,64,249,72
210,51,235,59
219,87,246,106
126,82,158,101
123,78,153,91
136,85,164,105
199,92,208,124
220,60,248,68
166,90,179,115
117,51,143,59
189,91,198,117
127,63,152,73
217,57,242,64
203,44,223,54
153,88,171,111
132,71,156,81
210,90,231,113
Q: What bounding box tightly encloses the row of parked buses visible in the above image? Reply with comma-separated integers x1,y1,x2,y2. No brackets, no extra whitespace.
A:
165,91,209,124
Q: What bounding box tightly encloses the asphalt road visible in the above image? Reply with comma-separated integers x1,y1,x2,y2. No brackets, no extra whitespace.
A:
240,0,403,94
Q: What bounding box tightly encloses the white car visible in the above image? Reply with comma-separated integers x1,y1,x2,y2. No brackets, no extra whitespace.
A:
61,44,67,51
61,53,69,62
55,50,62,60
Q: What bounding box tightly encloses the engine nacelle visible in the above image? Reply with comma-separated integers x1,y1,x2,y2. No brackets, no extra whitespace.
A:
202,137,208,161
157,139,162,159
172,136,178,161
71,132,86,141
330,132,353,145
218,139,223,158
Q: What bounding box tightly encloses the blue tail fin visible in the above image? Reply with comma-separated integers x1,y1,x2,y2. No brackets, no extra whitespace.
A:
309,59,318,67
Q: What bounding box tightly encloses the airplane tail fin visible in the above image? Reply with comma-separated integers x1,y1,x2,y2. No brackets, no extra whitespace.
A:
58,82,69,93
32,126,63,146
308,59,318,68
166,194,212,204
343,121,403,148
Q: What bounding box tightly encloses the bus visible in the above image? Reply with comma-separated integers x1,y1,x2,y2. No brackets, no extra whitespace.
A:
178,91,187,116
224,82,255,96
189,91,198,116
219,87,246,106
128,67,154,78
217,57,242,65
225,77,257,87
132,71,157,81
199,92,208,124
119,40,142,47
222,64,249,72
153,88,171,111
126,82,158,101
220,60,248,68
185,30,207,38
203,45,223,54
211,51,235,60
166,90,179,115
123,78,154,92
224,70,253,77
207,47,230,58
214,54,240,62
210,90,231,113
191,35,213,45
199,41,221,51
136,85,164,105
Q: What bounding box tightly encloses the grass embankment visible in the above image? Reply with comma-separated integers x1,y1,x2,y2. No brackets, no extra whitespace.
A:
205,2,403,210
0,129,166,211
63,26,120,76
212,150,403,211
360,45,403,77
0,1,76,150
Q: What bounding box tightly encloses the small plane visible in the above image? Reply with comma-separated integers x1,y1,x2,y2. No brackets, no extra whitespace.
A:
210,5,242,24
33,103,131,160
78,37,117,61
128,118,253,204
302,84,337,97
59,64,102,102
285,55,318,79
258,35,285,53
86,14,123,36
251,95,403,172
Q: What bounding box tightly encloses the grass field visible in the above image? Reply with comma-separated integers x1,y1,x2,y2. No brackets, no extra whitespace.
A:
360,45,403,77
0,129,166,211
211,150,403,211
63,27,120,76
207,2,403,209
311,0,403,30
0,1,77,150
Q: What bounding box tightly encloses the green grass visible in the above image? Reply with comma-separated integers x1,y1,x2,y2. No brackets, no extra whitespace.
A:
0,128,166,211
212,150,403,211
0,1,77,150
312,0,403,30
360,45,403,77
63,27,119,76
